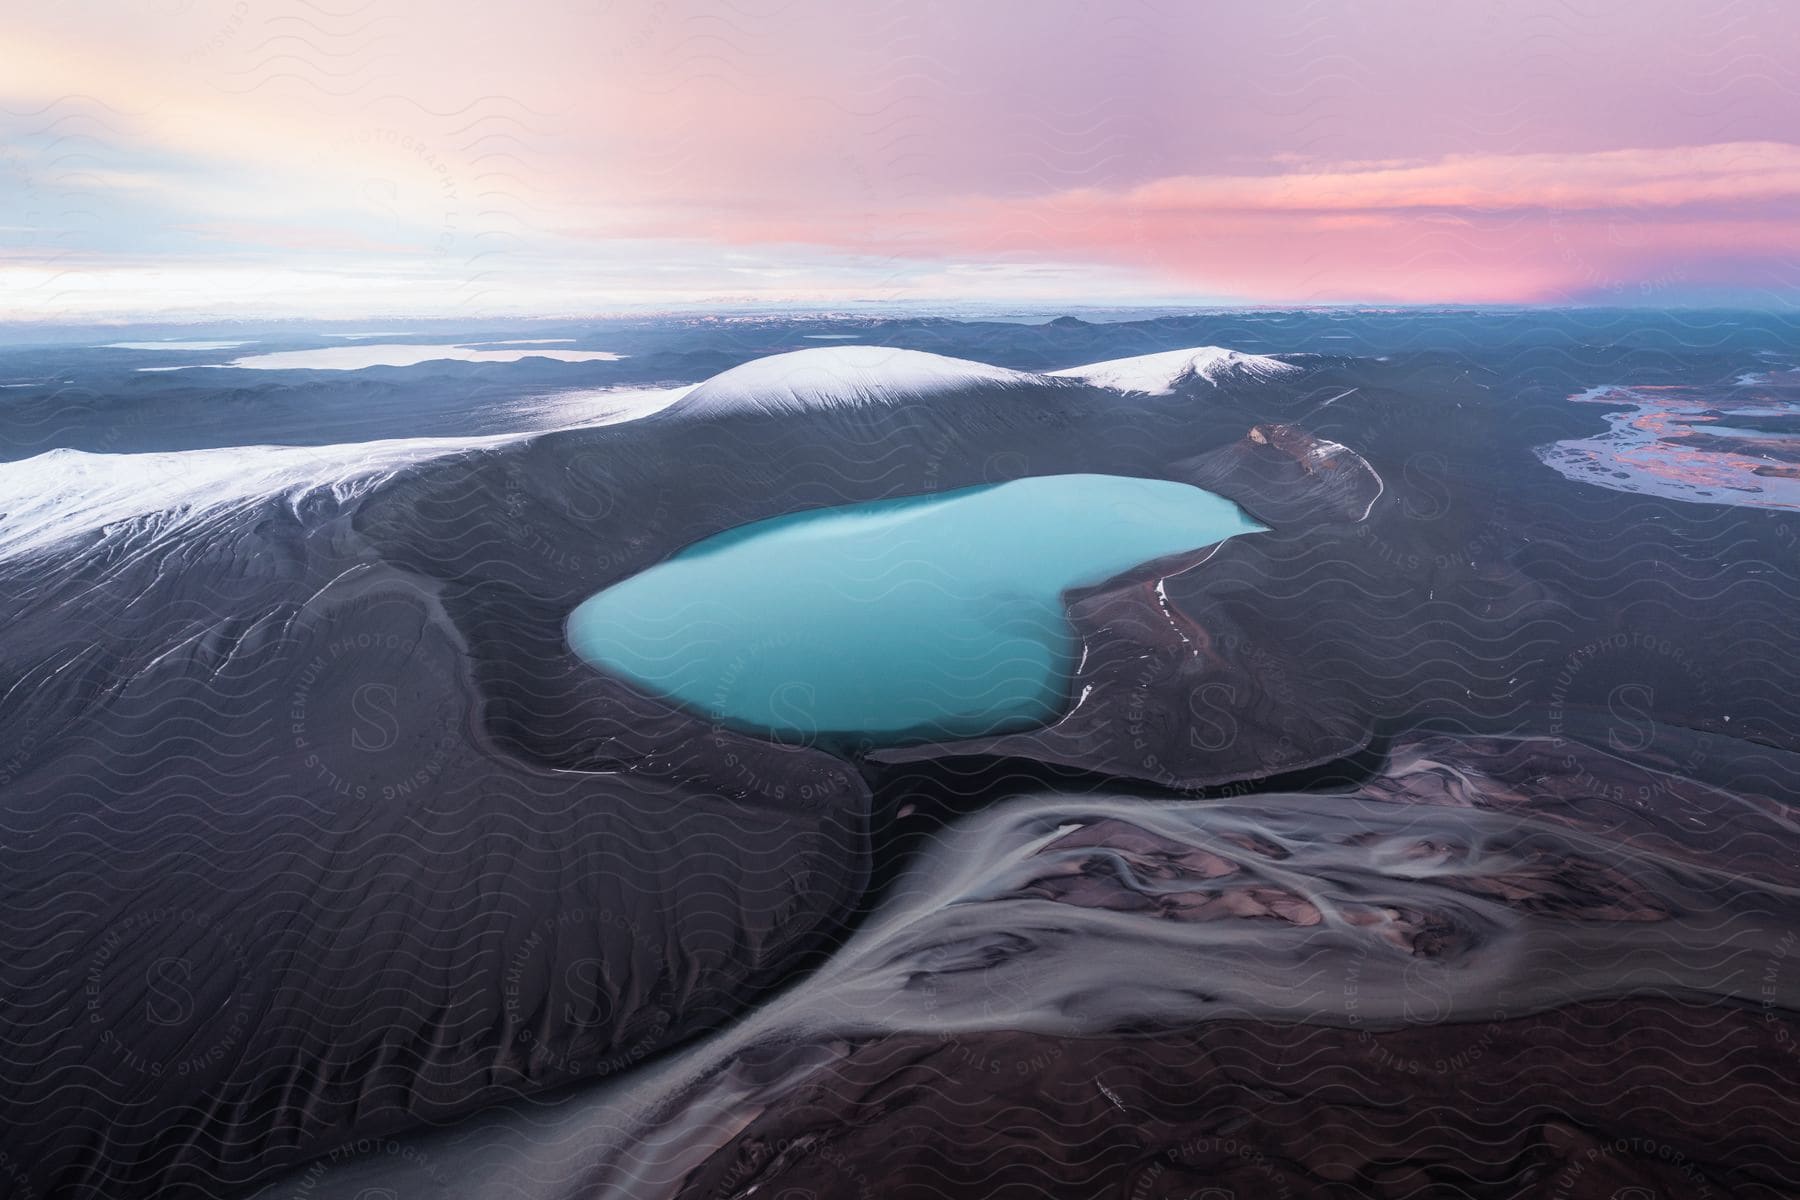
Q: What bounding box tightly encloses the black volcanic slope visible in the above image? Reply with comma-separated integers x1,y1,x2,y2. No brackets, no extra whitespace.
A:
0,366,1333,1196
2,315,1798,1200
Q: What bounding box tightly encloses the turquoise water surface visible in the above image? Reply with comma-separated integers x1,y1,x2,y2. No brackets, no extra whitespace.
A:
567,473,1265,745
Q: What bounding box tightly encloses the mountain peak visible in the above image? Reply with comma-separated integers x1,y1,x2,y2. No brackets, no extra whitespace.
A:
673,346,1053,415
1048,346,1299,394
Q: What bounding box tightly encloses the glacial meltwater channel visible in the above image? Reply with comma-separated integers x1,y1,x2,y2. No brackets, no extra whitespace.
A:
566,473,1265,744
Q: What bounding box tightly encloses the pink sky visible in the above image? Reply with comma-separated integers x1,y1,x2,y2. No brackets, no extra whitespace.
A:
2,1,1797,316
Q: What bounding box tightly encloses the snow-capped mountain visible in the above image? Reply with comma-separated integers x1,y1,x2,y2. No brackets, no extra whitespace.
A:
1049,346,1299,394
670,346,1056,416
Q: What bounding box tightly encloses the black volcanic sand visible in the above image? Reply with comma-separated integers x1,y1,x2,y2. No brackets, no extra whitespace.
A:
616,732,1800,1200
2,313,1799,1199
668,1000,1797,1200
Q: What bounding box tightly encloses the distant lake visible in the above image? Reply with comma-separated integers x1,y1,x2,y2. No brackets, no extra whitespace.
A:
567,474,1265,745
139,343,624,371
1537,383,1800,510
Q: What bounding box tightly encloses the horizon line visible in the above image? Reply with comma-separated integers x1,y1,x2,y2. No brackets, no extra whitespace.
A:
5,299,1800,329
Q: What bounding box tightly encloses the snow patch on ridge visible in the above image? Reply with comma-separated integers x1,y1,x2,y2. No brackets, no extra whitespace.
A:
674,346,1053,416
0,385,693,562
1049,347,1299,394
0,438,508,562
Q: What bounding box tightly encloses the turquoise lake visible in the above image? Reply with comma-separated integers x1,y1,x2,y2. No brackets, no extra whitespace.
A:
566,473,1266,745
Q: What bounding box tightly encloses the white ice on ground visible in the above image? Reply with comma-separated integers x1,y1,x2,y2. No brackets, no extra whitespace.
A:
1048,346,1299,394
674,346,1051,416
0,385,693,562
503,383,693,429
0,438,507,562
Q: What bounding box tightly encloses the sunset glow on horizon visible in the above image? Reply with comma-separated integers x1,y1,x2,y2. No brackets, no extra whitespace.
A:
4,0,1799,318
